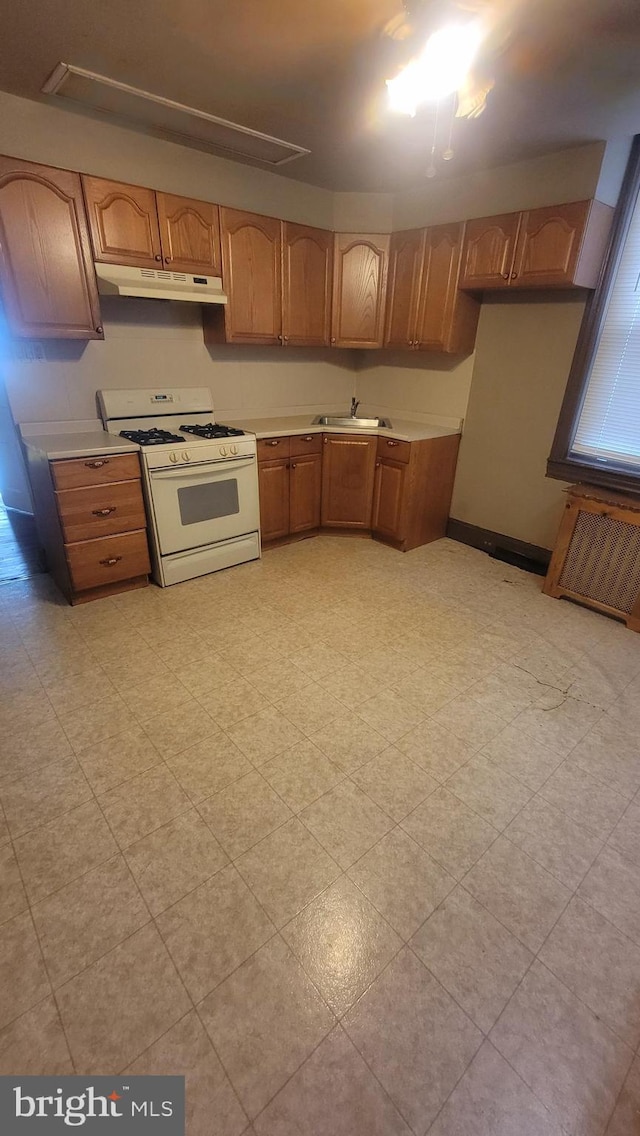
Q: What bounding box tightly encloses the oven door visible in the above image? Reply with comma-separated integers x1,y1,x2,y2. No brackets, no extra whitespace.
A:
148,456,259,555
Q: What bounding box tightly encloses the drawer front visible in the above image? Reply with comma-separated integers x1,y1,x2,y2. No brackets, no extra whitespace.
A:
51,452,141,490
290,433,322,457
56,480,147,543
66,529,150,592
257,436,291,461
376,437,411,463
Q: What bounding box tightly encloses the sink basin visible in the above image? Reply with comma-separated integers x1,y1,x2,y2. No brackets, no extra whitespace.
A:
314,415,391,429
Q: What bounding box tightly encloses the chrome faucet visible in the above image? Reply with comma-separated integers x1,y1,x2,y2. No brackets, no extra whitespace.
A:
350,397,360,418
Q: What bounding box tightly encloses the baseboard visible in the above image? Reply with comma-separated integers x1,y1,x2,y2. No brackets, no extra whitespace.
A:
446,518,551,576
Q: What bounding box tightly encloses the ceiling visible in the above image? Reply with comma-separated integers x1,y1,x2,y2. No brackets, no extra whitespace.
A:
0,0,639,191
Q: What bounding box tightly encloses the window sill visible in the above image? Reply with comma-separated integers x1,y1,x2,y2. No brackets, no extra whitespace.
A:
547,457,640,498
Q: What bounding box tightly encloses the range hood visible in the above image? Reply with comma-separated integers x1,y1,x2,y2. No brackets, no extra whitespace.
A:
95,263,228,304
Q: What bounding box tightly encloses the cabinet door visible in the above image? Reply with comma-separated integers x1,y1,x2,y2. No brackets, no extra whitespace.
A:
320,434,377,528
156,192,221,274
290,454,321,533
217,208,282,345
384,229,424,349
511,201,590,288
459,213,521,290
258,457,290,541
416,222,480,353
372,458,407,541
82,176,162,268
282,222,333,347
331,234,390,348
0,157,103,339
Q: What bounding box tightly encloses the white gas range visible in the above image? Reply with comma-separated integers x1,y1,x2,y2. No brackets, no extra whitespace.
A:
98,387,260,587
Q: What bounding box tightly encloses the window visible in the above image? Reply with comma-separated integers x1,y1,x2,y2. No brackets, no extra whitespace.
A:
548,136,640,493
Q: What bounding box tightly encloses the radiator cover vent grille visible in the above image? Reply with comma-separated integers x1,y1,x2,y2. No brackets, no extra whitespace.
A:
559,509,640,613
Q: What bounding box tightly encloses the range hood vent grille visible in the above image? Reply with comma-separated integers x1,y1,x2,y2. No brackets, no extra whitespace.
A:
42,63,310,167
95,263,228,304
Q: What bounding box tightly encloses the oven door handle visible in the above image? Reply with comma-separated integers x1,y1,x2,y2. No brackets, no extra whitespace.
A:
149,457,256,479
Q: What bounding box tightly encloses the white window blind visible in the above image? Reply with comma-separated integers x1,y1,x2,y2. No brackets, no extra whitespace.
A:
572,180,640,468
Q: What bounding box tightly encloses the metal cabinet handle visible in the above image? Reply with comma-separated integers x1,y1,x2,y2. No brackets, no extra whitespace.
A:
85,459,109,469
92,507,116,516
330,336,336,343
268,439,280,446
291,462,297,469
387,440,399,447
165,257,172,263
154,254,162,261
511,271,518,279
283,335,289,343
95,325,103,334
501,272,510,279
302,435,313,441
375,460,381,467
99,556,122,566
323,436,328,443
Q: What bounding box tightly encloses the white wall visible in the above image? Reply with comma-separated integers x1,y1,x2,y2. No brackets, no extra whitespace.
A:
355,352,474,425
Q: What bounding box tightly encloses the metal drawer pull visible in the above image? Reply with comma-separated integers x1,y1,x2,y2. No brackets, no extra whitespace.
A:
99,555,122,566
268,440,280,446
85,459,109,469
387,440,399,447
302,435,313,441
92,507,116,516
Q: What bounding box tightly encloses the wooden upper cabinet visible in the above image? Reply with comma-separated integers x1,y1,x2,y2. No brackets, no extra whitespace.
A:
416,222,480,353
384,229,425,349
0,156,103,339
331,233,390,348
82,176,162,268
282,222,333,347
459,212,521,290
512,200,610,289
208,207,282,345
156,192,221,275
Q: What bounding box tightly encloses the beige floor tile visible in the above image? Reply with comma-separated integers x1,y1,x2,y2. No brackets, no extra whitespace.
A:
32,854,149,988
0,811,8,847
125,809,228,916
200,677,271,730
177,652,242,700
506,795,603,889
540,762,628,838
356,689,425,744
121,672,192,722
0,842,28,924
236,818,340,928
199,935,334,1118
481,724,564,791
59,693,139,754
198,770,292,859
289,643,349,682
395,719,477,782
275,683,348,736
466,663,543,722
226,707,305,767
262,740,344,812
57,923,191,1074
401,787,497,880
253,1025,412,1136
167,734,252,804
245,658,313,702
101,647,171,692
127,1010,247,1136
412,886,533,1033
300,780,393,869
490,961,633,1136
0,756,92,838
351,746,437,822
141,699,220,759
99,763,191,849
608,801,640,867
0,911,51,1030
578,846,640,946
0,715,72,786
282,875,401,1017
392,668,461,717
539,896,640,1048
447,754,532,830
309,714,387,773
463,835,571,952
156,864,274,1000
318,661,387,710
357,647,420,686
515,694,603,757
605,1054,640,1136
348,828,455,940
568,717,640,799
77,725,162,796
0,996,73,1074
344,946,482,1133
432,694,506,748
429,1041,563,1136
14,799,118,903
44,666,115,715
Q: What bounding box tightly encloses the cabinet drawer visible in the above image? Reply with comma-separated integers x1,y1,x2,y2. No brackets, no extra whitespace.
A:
290,433,322,457
66,530,150,593
51,453,141,490
257,436,290,461
377,437,411,464
56,480,147,543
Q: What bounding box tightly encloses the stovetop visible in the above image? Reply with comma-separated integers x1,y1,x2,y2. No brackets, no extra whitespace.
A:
119,428,186,446
180,423,245,439
118,423,247,446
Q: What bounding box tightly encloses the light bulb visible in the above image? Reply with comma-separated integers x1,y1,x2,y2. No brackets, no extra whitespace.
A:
387,21,484,115
386,61,421,117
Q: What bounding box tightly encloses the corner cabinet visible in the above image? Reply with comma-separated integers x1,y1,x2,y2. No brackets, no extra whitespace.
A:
0,157,103,339
331,233,390,348
372,434,461,551
320,434,377,527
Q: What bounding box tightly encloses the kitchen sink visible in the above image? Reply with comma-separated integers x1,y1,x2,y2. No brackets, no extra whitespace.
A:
314,415,392,429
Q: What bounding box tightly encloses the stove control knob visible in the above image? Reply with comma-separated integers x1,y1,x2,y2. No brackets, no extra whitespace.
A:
169,452,178,463
230,444,238,455
182,451,190,462
220,446,228,458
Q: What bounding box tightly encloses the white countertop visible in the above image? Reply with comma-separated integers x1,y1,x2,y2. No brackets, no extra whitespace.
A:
22,430,140,461
227,415,460,443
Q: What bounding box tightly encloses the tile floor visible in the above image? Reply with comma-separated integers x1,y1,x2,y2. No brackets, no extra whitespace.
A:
1,534,640,1135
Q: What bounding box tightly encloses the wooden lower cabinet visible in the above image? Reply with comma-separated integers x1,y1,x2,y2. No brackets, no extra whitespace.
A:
321,434,377,528
290,454,322,534
372,434,461,551
258,457,290,542
258,434,322,544
372,457,407,542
